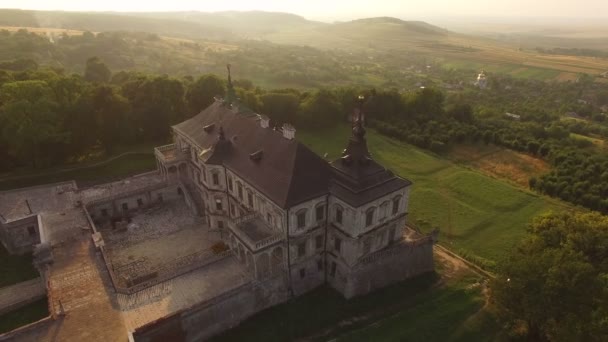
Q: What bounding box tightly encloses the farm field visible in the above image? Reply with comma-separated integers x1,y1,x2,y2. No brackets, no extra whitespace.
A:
446,143,550,188
298,126,570,267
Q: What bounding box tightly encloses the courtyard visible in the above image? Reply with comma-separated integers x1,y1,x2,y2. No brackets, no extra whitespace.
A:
99,199,224,288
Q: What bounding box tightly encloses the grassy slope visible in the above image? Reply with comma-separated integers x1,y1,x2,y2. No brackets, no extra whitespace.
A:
214,270,497,342
298,126,569,266
0,244,38,287
0,298,48,334
0,153,156,191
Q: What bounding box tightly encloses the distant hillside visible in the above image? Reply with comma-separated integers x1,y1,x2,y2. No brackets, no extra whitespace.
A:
0,9,322,40
263,17,450,50
127,11,324,36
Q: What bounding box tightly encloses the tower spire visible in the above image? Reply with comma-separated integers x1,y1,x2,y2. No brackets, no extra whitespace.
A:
341,95,371,166
225,63,237,105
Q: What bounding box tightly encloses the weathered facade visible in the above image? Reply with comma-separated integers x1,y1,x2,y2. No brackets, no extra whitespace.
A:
152,73,437,301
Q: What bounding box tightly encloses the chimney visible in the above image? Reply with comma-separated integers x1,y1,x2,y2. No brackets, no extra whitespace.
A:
259,115,270,128
282,123,296,140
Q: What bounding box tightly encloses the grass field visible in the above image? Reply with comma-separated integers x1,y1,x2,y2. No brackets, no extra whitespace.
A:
298,126,569,267
0,153,156,191
214,257,499,342
0,297,48,334
0,244,38,288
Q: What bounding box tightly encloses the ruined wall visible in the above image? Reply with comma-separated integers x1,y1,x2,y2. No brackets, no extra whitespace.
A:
342,239,434,299
132,275,289,342
0,215,40,255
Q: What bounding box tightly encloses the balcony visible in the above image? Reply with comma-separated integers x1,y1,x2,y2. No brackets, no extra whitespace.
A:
231,213,284,251
155,144,186,164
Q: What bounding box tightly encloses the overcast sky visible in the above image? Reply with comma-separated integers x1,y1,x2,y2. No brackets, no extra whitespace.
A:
2,0,608,21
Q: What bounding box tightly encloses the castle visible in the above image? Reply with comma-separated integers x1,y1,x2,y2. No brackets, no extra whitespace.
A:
0,69,436,341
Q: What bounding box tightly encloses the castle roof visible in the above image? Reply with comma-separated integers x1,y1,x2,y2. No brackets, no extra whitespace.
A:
173,100,331,208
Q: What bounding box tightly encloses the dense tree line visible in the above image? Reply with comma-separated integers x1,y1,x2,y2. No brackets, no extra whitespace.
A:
492,211,608,341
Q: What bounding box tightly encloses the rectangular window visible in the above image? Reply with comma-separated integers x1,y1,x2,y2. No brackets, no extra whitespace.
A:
228,177,233,191
101,209,108,217
334,237,342,253
27,226,36,237
315,235,323,250
215,199,223,211
388,226,397,244
330,262,337,277
218,220,224,229
392,198,400,215
122,203,128,211
298,242,306,258
316,205,325,221
299,268,306,279
212,173,219,185
297,212,306,229
363,238,371,254
247,193,254,207
238,184,243,200
317,259,323,271
336,207,343,224
267,213,273,226
137,198,143,207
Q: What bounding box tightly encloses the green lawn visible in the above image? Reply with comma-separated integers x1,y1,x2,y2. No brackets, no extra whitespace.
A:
0,297,48,334
0,153,157,191
0,244,38,288
298,126,569,267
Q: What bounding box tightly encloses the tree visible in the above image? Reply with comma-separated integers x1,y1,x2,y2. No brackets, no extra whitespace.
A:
90,85,130,152
492,212,608,341
84,57,111,83
185,74,225,115
0,80,66,167
260,92,300,127
298,89,341,128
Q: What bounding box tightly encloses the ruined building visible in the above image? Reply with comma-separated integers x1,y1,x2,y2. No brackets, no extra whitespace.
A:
0,68,437,341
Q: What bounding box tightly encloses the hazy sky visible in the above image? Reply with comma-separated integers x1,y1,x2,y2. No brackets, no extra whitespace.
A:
2,0,608,21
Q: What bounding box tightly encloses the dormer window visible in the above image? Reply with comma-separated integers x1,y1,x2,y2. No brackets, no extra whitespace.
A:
203,123,215,133
249,150,263,162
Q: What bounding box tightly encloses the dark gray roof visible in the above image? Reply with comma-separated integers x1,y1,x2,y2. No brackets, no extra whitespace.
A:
173,100,331,208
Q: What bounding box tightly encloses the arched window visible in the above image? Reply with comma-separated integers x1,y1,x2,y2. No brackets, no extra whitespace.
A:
237,181,243,200
212,172,219,185
392,196,402,215
227,176,233,191
315,203,325,221
379,201,389,219
296,209,307,229
365,207,375,227
335,205,343,224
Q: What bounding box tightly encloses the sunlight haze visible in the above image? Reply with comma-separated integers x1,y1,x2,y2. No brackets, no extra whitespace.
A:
2,0,608,21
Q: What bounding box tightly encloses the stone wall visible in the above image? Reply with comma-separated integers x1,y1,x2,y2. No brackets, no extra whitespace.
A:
131,275,289,342
341,238,434,299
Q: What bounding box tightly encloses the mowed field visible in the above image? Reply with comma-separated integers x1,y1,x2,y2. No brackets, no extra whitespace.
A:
298,126,571,267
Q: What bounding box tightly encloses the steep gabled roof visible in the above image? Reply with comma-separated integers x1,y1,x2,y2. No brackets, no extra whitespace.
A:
172,100,330,208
